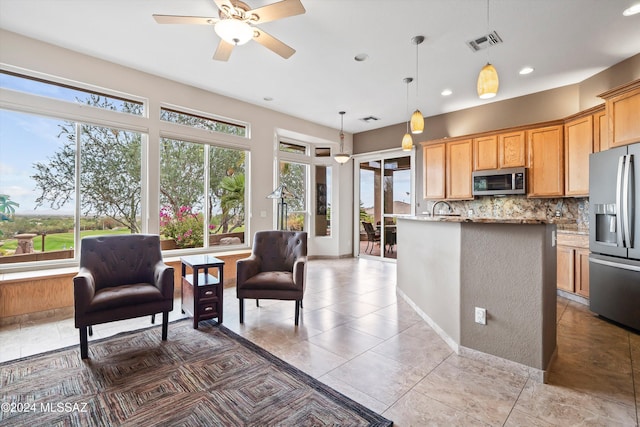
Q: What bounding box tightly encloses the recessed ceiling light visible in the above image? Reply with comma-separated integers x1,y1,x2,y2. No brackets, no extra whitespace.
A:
354,53,369,62
263,96,274,101
623,3,640,16
519,66,534,75
441,89,453,96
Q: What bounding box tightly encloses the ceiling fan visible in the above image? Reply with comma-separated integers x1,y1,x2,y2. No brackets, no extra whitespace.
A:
153,0,305,61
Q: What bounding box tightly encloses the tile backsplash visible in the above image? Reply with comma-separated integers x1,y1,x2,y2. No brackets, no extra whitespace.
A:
420,196,589,230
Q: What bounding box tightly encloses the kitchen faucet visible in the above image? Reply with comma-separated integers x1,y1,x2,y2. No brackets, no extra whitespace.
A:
431,200,452,217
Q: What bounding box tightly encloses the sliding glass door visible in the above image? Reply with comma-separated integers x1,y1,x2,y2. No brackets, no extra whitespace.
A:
357,152,413,259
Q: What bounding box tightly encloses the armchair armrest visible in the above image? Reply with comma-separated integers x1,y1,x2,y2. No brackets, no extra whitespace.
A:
236,254,261,287
73,267,96,315
154,261,175,299
293,256,307,289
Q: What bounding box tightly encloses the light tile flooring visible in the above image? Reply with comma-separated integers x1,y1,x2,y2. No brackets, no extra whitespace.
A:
1,258,639,426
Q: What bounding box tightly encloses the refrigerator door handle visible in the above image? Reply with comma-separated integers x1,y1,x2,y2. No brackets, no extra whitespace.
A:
590,255,640,272
622,154,633,248
616,155,625,247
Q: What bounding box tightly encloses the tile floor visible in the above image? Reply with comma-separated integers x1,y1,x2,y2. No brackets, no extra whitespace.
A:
1,258,638,426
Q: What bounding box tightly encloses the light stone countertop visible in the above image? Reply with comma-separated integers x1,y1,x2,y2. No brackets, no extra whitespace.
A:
402,216,571,225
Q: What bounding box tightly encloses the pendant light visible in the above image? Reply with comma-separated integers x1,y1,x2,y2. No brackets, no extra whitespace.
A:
410,35,425,134
334,111,351,164
402,77,414,151
477,0,499,99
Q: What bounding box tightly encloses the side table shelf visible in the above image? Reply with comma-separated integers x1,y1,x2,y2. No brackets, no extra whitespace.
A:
180,255,225,329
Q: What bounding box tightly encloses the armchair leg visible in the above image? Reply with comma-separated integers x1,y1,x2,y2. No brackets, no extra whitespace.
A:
88,325,93,337
295,300,301,326
161,311,169,340
79,327,88,359
239,299,245,324
151,314,156,324
256,299,259,307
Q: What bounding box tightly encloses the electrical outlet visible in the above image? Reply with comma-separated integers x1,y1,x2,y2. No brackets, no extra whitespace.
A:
475,307,487,325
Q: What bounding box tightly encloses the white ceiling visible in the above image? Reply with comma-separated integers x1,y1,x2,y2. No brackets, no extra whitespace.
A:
1,0,639,134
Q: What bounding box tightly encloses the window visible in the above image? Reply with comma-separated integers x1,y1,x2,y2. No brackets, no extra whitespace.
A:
0,70,144,116
159,138,247,249
279,141,307,154
315,165,332,236
278,161,307,231
0,109,142,265
160,107,247,137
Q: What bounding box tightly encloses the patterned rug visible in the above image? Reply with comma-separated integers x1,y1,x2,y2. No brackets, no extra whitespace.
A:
0,319,393,426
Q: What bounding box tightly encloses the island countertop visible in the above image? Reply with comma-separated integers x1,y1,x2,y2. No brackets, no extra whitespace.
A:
403,215,572,225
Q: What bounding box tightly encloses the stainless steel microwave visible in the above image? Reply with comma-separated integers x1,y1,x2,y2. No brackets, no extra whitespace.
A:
472,167,527,196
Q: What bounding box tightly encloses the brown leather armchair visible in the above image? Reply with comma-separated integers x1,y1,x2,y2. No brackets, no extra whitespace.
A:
73,234,174,359
236,231,307,325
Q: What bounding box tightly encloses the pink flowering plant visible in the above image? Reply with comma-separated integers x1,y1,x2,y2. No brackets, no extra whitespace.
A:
159,205,204,248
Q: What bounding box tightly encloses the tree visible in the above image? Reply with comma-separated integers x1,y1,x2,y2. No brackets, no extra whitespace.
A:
218,173,245,232
31,96,143,233
0,194,19,219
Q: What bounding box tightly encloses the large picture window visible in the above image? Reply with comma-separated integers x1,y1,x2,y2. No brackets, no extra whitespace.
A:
0,109,142,265
159,138,246,250
279,160,307,231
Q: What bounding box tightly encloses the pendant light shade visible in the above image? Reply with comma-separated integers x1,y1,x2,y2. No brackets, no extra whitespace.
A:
410,109,424,134
410,35,425,134
402,132,413,151
334,111,351,164
401,77,414,151
477,62,499,99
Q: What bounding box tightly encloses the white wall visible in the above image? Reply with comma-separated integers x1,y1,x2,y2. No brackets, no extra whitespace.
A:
0,29,354,257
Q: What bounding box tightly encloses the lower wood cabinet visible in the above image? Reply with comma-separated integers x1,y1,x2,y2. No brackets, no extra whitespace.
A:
557,232,589,298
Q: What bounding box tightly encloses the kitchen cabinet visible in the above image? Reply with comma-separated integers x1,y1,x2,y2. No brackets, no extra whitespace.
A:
556,232,589,298
527,124,564,197
593,109,608,152
499,131,527,168
473,135,498,170
423,142,446,199
446,138,473,200
564,114,594,196
473,131,526,171
600,79,640,148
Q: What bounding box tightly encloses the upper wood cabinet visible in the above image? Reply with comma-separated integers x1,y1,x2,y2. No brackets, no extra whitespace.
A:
599,79,640,148
564,114,593,196
527,124,564,197
499,131,527,168
593,109,608,152
423,143,446,200
473,135,498,170
446,139,473,200
473,131,526,171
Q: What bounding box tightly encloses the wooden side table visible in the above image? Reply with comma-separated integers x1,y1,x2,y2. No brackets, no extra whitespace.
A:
180,255,225,329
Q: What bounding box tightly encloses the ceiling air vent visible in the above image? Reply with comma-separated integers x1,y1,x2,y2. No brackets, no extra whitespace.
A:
466,31,503,52
360,116,380,123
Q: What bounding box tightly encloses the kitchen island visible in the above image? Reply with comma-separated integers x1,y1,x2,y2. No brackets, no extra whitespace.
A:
396,216,557,382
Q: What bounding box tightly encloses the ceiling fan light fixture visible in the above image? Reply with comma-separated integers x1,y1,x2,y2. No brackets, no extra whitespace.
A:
410,109,424,134
477,62,499,99
215,19,254,45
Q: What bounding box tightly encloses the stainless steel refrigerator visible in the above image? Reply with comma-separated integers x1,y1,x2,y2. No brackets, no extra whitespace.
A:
589,142,640,331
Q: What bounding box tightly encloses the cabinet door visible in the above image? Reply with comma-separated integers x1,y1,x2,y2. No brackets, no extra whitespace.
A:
527,125,564,197
576,248,590,297
593,110,608,152
607,86,640,148
446,139,473,200
557,245,575,292
564,116,593,196
499,131,526,168
473,135,498,170
423,143,446,199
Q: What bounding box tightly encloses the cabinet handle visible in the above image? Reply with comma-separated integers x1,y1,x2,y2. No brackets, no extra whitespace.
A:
204,291,213,296
204,307,213,311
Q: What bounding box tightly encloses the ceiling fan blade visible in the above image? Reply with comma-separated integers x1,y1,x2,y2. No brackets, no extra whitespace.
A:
213,0,235,16
253,28,296,59
153,14,217,25
249,0,306,24
213,40,234,61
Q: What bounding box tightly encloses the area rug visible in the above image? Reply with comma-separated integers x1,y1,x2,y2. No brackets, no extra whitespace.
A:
0,319,393,426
